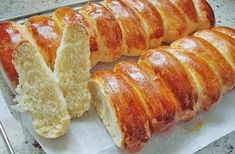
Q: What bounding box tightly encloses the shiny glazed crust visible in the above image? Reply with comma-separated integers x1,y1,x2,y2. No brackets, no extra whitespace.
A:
171,36,235,93
123,0,164,49
114,61,181,130
105,0,148,56
0,22,21,87
193,0,215,30
24,16,62,69
53,7,100,66
91,71,151,152
170,0,198,34
194,30,235,71
90,26,235,151
147,0,189,43
80,2,124,62
162,46,222,111
139,49,199,121
212,26,235,40
51,0,215,63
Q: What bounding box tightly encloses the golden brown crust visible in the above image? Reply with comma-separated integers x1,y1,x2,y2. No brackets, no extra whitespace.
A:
80,3,123,61
163,46,222,111
52,0,215,64
93,71,151,152
0,21,21,85
193,0,215,30
212,26,235,40
147,0,188,43
171,36,235,93
139,48,198,121
53,7,81,29
24,16,62,69
114,61,180,131
171,0,198,23
105,0,148,56
53,7,100,66
123,0,164,48
200,0,215,27
170,0,198,33
194,30,235,72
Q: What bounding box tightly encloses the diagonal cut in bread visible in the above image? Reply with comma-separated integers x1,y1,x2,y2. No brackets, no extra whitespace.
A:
4,22,71,138
54,23,91,118
24,16,91,118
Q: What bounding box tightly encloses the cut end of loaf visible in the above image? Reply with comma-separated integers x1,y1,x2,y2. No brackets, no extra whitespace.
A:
54,23,91,118
88,79,123,148
13,41,70,138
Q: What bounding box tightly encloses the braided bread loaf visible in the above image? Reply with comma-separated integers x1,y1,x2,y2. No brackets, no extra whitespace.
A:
0,0,214,119
53,0,215,66
0,0,215,138
89,26,235,151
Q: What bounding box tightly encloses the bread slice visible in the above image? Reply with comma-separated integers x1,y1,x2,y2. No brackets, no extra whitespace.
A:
54,23,91,118
89,71,151,152
89,79,123,148
13,41,70,138
8,22,70,138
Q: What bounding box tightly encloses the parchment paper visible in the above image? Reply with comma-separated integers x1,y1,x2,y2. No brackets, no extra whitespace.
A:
21,56,235,154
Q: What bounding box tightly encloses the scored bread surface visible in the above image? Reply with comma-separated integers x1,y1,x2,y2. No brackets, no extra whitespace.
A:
53,0,215,66
90,26,235,151
0,0,219,147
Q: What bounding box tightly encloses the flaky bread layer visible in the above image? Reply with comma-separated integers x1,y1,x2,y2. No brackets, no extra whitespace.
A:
54,24,91,118
13,41,70,138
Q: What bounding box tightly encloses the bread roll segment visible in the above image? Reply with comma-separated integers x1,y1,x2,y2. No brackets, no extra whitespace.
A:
105,0,148,56
24,15,92,118
139,49,199,121
171,36,235,93
169,0,198,34
24,16,62,69
90,26,235,152
0,22,20,91
123,0,164,49
162,46,222,111
114,61,181,131
194,30,235,72
54,23,91,118
53,7,101,66
192,0,215,30
79,2,123,62
147,0,189,44
0,21,70,138
212,26,235,40
89,71,151,152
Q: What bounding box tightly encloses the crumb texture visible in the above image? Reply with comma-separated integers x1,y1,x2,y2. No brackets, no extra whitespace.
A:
13,42,70,138
54,24,91,118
